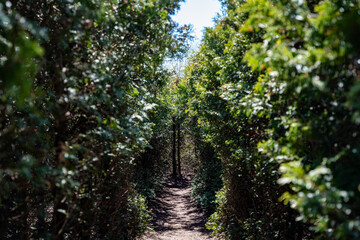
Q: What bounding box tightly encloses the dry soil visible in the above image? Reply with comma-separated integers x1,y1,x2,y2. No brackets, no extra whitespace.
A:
141,175,213,240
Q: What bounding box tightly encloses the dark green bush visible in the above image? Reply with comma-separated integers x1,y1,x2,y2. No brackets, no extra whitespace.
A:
0,0,188,238
183,0,360,239
192,141,222,211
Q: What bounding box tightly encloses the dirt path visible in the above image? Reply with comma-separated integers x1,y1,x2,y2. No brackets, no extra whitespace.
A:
141,175,213,240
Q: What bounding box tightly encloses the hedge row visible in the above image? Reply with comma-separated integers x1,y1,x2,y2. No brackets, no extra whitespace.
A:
0,0,187,238
183,1,360,239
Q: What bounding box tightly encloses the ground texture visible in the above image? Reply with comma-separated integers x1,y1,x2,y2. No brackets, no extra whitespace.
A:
141,175,213,240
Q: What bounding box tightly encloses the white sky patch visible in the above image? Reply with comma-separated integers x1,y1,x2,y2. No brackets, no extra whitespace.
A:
165,0,221,71
172,0,222,45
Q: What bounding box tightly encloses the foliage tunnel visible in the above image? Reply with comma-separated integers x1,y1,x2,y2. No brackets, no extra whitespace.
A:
1,0,360,239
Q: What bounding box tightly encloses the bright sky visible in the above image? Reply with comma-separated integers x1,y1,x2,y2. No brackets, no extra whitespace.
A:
172,0,222,43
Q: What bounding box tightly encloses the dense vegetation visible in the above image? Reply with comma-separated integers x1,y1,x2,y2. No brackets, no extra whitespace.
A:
181,0,360,239
1,0,360,239
0,0,189,238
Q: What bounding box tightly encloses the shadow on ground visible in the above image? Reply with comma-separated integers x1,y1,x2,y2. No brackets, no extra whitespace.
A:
146,174,212,237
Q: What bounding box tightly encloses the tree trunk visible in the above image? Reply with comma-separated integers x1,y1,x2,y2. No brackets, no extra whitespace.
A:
177,122,181,176
51,104,67,240
172,117,177,176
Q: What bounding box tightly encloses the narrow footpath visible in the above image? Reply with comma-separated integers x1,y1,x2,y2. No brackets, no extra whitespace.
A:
141,175,213,240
